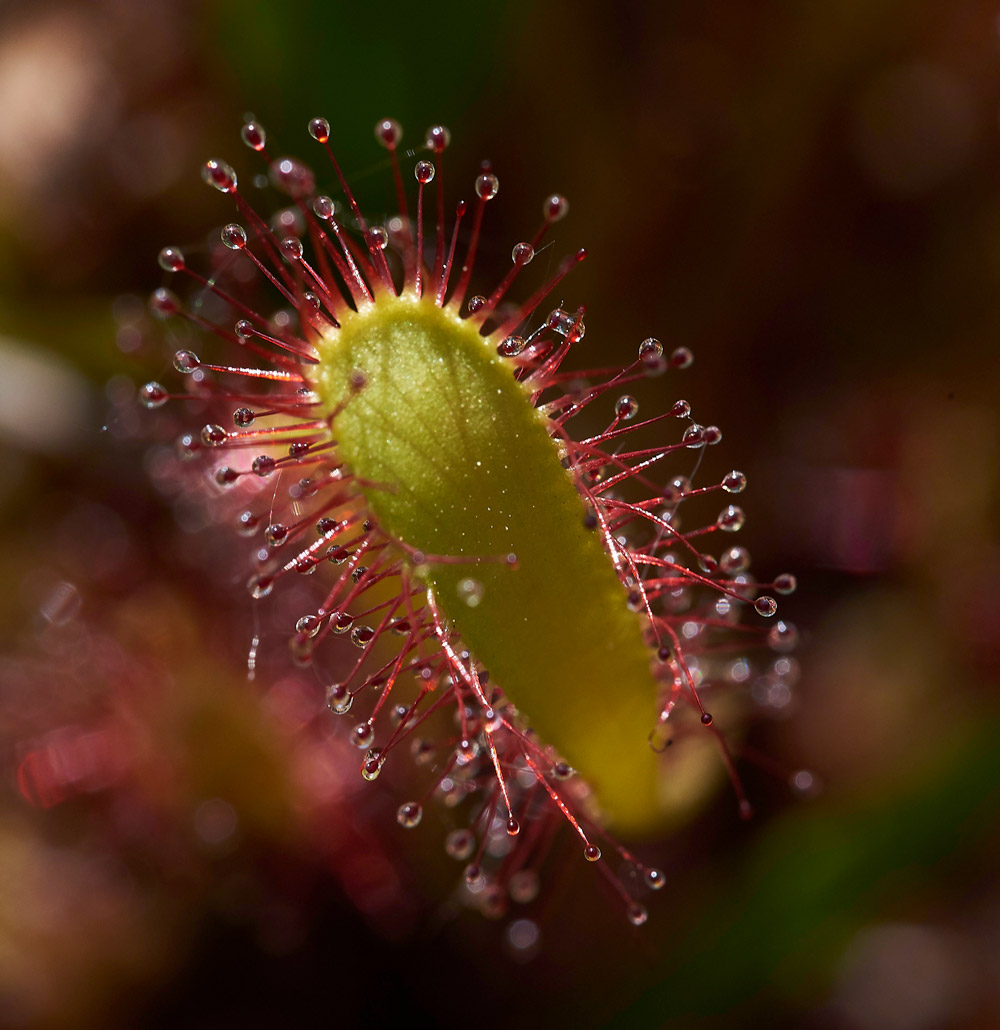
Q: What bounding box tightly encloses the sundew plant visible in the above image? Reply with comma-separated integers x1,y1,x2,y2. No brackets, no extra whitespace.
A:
144,116,800,925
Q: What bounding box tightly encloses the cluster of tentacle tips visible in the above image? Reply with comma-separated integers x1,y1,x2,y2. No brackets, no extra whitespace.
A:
142,115,802,931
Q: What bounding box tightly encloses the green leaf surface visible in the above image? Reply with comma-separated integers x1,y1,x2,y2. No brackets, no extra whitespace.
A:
317,292,664,833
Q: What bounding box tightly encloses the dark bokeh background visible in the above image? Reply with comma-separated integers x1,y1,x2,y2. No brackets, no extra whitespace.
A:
1,1,999,1027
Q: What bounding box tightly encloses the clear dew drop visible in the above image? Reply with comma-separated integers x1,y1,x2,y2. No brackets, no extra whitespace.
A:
698,553,719,575
233,406,255,427
361,748,382,781
584,844,602,862
414,160,435,184
702,425,722,445
467,295,486,314
767,620,799,652
350,625,375,648
644,868,666,891
202,159,237,193
308,117,330,143
717,505,745,532
264,523,288,547
139,382,168,409
511,242,534,265
200,424,227,447
326,546,350,566
213,466,237,487
506,816,520,837
234,319,254,340
722,470,747,493
173,349,199,373
396,802,423,828
295,614,319,637
683,423,705,448
669,399,691,418
375,117,402,148
326,683,353,715
369,225,389,250
316,517,338,536
755,595,778,617
638,337,663,360
280,236,303,260
221,223,247,250
498,335,525,357
615,394,639,420
251,454,276,477
331,611,353,634
456,577,484,607
475,173,499,200
157,246,185,272
241,121,266,151
312,195,335,220
547,307,584,339
351,721,375,749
